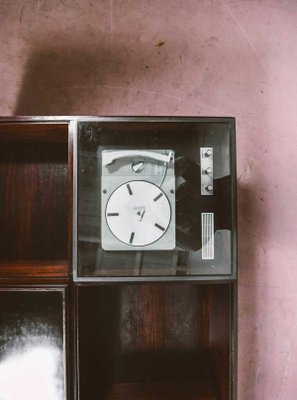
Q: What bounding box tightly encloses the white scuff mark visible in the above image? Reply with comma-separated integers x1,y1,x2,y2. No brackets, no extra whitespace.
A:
174,89,244,118
238,161,254,182
276,311,297,400
110,0,114,38
63,84,185,102
219,0,270,78
178,97,227,114
239,283,279,290
256,366,262,384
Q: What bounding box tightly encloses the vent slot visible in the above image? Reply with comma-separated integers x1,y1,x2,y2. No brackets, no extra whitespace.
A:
202,213,214,260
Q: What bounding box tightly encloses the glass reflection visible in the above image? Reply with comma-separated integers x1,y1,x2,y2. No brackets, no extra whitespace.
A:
0,337,64,400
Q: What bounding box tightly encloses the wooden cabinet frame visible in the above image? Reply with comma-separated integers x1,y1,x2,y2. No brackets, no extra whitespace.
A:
0,117,237,400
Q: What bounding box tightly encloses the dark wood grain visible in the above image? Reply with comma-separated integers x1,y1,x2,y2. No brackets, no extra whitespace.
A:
77,284,227,400
0,259,68,278
103,381,216,400
0,141,68,263
0,123,68,142
209,284,231,400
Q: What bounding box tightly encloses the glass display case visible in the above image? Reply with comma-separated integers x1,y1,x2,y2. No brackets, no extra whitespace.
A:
74,118,236,280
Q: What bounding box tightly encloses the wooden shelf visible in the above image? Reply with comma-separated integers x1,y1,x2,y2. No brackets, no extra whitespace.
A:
0,259,69,278
103,381,216,400
0,123,68,142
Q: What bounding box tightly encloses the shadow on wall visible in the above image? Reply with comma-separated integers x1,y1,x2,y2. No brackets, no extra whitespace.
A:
14,44,159,115
237,175,269,398
15,46,125,115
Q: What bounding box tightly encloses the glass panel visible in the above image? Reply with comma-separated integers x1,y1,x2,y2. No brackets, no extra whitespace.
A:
77,120,235,278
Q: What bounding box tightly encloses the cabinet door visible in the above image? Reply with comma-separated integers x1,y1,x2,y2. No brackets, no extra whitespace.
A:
0,288,67,400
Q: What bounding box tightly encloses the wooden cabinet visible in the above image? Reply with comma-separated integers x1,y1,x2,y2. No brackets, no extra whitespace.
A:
0,117,237,400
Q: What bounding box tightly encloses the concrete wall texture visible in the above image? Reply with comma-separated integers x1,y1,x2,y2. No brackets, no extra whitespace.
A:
1,0,297,398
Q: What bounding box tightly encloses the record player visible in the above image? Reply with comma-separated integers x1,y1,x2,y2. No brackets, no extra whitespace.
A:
101,149,176,251
100,144,231,258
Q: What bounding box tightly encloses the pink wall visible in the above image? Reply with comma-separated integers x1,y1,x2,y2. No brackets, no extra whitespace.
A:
1,1,297,398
